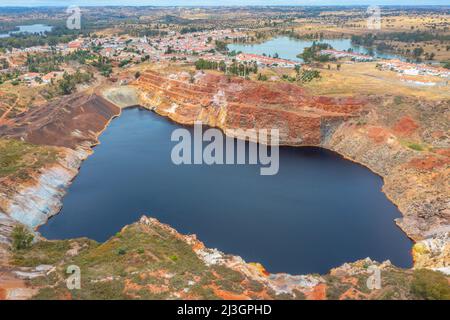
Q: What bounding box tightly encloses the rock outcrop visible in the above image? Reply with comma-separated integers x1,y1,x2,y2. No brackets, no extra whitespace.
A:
413,233,450,275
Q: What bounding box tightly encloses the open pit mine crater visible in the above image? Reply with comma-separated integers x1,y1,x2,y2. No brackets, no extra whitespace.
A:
0,67,448,299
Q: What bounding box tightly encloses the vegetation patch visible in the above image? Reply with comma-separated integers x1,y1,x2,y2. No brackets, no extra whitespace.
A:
0,138,58,180
11,239,93,266
11,225,34,251
411,269,450,300
406,142,426,152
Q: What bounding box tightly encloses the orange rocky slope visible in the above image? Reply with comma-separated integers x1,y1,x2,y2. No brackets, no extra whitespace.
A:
133,70,363,145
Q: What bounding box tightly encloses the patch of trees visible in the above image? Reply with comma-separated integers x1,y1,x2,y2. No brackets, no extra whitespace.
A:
257,73,268,81
195,58,258,78
227,60,258,77
351,32,447,61
195,58,222,71
0,22,94,50
25,50,99,74
11,225,34,251
215,40,228,53
383,32,450,43
124,29,168,38
297,42,334,63
411,269,450,300
351,32,450,45
412,47,424,58
0,57,9,70
165,45,174,54
227,50,242,57
0,33,76,49
91,56,112,77
0,24,83,49
375,42,394,52
281,29,326,41
0,70,20,84
65,49,98,64
159,15,188,25
180,26,209,34
26,52,63,73
351,34,376,47
57,70,93,95
119,59,131,68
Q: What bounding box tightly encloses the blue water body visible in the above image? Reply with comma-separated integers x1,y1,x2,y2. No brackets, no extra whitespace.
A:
40,108,412,275
0,24,53,38
228,36,402,62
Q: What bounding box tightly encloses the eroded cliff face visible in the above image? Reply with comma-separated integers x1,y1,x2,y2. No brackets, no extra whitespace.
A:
324,114,450,242
0,93,120,240
132,70,363,145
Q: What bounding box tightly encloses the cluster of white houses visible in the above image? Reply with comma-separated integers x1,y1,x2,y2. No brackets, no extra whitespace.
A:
378,60,450,79
235,53,297,68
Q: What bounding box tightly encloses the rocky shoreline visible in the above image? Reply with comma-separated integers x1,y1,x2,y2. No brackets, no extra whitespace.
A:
0,93,121,242
0,68,448,299
125,69,448,270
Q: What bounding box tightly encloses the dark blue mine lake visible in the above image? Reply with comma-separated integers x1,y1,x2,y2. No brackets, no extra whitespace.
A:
40,107,412,274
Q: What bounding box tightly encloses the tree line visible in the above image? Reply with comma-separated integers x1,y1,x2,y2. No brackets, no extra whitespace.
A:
195,58,258,77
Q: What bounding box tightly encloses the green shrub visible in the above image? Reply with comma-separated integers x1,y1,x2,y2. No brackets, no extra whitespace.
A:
257,73,268,81
407,143,425,151
300,69,321,83
11,225,34,251
411,269,450,300
394,96,403,105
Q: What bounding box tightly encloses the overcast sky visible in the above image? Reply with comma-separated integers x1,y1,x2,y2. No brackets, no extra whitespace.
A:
0,0,449,7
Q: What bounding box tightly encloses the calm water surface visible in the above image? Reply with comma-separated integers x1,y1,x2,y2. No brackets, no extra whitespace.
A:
228,36,403,62
40,108,412,274
0,24,53,38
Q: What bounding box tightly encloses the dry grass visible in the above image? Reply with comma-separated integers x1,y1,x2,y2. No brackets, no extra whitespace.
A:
294,13,450,35
0,83,47,119
300,62,450,100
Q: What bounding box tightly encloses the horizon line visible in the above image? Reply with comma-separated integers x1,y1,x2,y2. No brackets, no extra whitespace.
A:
0,4,449,8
